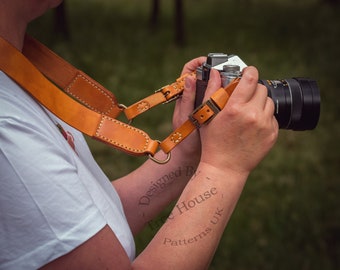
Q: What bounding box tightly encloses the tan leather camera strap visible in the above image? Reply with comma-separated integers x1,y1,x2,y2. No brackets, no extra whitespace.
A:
22,35,123,119
22,35,192,121
0,35,239,163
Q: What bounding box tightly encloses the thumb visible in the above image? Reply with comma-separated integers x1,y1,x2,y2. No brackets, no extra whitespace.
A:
203,69,222,103
176,74,196,116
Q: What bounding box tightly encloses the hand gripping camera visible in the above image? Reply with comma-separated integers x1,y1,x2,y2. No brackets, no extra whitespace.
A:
195,53,321,130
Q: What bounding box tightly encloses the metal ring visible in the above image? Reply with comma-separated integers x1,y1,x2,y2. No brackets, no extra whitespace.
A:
118,103,133,125
118,103,127,110
148,152,171,164
148,141,171,164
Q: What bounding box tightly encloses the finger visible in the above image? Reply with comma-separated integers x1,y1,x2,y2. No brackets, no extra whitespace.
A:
264,96,276,118
229,66,259,104
181,57,206,75
272,115,279,131
251,84,269,109
263,97,279,133
202,69,222,103
175,75,196,116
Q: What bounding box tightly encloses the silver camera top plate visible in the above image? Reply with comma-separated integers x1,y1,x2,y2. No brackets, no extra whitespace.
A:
212,55,248,71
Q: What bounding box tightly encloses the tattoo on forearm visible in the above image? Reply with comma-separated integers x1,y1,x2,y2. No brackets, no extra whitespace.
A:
163,227,212,246
163,207,225,246
210,207,224,225
148,213,170,231
147,187,219,232
173,187,217,216
139,166,196,206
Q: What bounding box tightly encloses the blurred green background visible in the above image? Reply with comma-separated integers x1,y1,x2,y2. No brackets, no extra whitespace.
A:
28,0,339,269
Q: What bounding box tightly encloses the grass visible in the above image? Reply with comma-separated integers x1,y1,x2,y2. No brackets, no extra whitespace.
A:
28,0,339,269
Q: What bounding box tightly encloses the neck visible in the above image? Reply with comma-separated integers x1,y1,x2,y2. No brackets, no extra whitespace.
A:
0,4,27,51
0,28,26,52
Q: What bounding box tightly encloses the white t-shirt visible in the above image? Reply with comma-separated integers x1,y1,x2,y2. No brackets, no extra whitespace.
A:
0,71,135,269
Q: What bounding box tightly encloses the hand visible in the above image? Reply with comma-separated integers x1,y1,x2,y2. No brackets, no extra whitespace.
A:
171,57,206,160
199,67,279,175
173,56,206,129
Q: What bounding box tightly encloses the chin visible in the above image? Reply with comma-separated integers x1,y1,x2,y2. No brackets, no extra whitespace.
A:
50,0,64,9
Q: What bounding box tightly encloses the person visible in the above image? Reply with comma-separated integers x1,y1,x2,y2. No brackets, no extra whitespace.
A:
0,1,278,269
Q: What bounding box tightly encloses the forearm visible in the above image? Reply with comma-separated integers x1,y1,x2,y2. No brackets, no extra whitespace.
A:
132,162,248,269
113,148,200,235
113,59,204,234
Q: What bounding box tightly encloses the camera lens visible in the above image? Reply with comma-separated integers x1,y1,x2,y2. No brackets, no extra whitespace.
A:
259,78,320,130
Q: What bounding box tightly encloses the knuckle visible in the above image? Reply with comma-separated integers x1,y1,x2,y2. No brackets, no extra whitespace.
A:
258,84,267,93
268,128,279,146
226,102,243,117
245,111,259,125
225,103,260,125
267,97,275,112
242,69,258,84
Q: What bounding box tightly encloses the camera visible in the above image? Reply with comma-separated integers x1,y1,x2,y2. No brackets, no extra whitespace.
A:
195,53,320,130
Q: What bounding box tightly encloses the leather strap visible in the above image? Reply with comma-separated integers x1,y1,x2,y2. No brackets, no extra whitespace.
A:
0,35,239,162
0,36,159,157
23,35,123,118
124,73,192,121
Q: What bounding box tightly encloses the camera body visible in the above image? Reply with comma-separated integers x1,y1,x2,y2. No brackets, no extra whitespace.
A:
195,53,320,131
195,53,247,108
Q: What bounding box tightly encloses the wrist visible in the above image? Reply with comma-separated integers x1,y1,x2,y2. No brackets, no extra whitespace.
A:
166,140,200,166
197,161,250,185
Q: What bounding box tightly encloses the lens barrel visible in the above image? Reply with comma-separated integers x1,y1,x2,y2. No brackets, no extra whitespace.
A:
195,77,320,131
259,78,320,130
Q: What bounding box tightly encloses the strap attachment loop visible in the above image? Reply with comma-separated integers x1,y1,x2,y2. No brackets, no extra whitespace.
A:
148,141,172,164
189,99,221,129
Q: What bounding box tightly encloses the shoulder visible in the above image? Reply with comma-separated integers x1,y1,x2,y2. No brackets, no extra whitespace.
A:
0,70,85,161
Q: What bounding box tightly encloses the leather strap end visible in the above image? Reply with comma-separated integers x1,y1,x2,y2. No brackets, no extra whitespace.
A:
94,116,159,156
66,70,122,118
